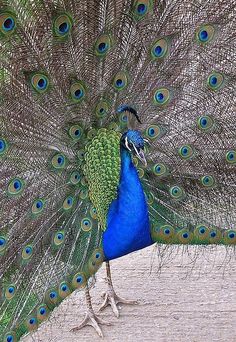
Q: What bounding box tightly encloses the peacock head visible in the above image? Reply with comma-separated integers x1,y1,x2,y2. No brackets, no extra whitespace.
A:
121,130,147,166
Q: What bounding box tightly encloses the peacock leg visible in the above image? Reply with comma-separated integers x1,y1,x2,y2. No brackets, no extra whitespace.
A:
99,261,138,318
71,285,111,338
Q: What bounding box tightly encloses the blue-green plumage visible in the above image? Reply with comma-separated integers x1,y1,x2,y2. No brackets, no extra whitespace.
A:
103,146,153,260
0,0,235,340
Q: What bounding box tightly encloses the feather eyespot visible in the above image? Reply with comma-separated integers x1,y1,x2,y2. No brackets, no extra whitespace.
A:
200,175,215,188
145,191,154,205
22,245,33,260
0,236,7,254
178,145,195,160
63,196,74,210
194,225,209,241
226,150,236,164
196,24,215,44
0,13,16,36
32,198,45,215
69,171,81,185
119,112,128,123
69,124,83,140
49,291,57,299
95,100,110,118
113,71,129,91
53,231,65,247
197,115,215,131
53,14,73,38
0,138,8,155
152,225,175,242
169,185,185,200
94,34,112,57
87,129,97,140
153,88,170,105
223,230,236,245
90,207,98,219
159,225,175,241
37,305,48,321
7,178,25,196
26,316,38,331
177,229,193,244
51,153,66,170
207,72,224,91
70,82,86,103
133,1,152,20
81,218,92,232
151,38,168,59
31,74,49,93
59,282,71,298
3,333,16,342
72,272,87,289
153,163,168,177
145,125,165,140
137,168,145,178
5,285,16,300
77,149,85,161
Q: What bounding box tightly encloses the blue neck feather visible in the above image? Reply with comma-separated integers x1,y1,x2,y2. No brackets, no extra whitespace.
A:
102,147,153,261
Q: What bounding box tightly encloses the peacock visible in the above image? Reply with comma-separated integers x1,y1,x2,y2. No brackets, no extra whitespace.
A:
0,0,235,340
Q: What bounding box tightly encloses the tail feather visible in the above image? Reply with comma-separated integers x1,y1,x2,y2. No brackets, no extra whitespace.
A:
0,0,235,340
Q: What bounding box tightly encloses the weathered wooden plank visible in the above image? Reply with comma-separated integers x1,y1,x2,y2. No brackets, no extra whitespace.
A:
23,245,236,342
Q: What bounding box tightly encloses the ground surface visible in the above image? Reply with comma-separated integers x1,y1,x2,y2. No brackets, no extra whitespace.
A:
23,245,236,342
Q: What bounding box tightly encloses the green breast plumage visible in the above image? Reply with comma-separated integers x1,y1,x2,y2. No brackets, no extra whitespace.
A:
84,129,121,229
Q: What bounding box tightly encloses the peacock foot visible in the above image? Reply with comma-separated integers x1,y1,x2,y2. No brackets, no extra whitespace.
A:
71,309,111,338
99,280,138,318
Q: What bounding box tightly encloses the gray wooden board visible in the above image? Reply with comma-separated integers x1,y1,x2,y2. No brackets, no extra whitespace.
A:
23,245,236,342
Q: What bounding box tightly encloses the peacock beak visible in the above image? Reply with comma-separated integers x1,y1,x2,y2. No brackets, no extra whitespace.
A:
132,143,147,167
136,148,147,167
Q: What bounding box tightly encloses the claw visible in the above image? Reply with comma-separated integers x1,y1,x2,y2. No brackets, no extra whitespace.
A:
99,287,138,318
71,310,111,338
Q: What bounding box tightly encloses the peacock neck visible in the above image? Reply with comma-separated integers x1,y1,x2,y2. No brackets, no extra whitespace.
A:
102,145,153,261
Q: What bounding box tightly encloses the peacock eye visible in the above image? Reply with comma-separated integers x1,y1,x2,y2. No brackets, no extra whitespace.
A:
94,34,112,57
200,175,215,188
153,88,171,105
7,178,25,196
31,198,45,215
95,99,110,118
4,333,16,342
69,124,83,140
169,185,185,200
207,72,224,91
0,236,7,253
0,138,8,156
72,272,87,289
113,71,129,91
51,153,66,170
37,305,48,321
197,115,215,132
53,14,73,38
81,217,93,232
178,144,195,160
63,196,74,210
31,74,49,93
70,82,86,103
226,150,236,164
5,285,16,300
22,245,33,260
133,0,152,20
196,24,215,44
0,13,16,36
151,38,169,60
53,231,65,247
